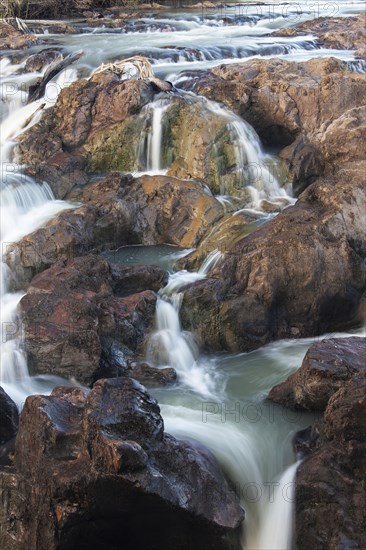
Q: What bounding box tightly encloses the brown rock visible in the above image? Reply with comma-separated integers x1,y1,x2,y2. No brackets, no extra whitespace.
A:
268,337,366,411
293,358,366,549
0,387,19,446
6,173,224,287
181,173,366,352
0,379,244,549
25,49,63,72
19,256,163,384
274,14,366,52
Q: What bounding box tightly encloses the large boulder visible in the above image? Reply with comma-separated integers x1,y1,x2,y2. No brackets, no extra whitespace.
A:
5,173,224,288
19,255,167,385
0,379,244,549
181,170,366,352
279,337,366,549
180,57,366,194
17,74,154,188
268,337,366,410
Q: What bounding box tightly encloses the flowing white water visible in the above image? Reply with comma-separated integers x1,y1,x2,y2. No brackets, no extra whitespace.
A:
0,60,78,406
1,2,365,546
204,99,290,207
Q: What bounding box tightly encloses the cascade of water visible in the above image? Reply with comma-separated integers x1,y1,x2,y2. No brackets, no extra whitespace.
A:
136,99,169,175
0,62,78,406
146,101,169,171
146,250,223,396
203,99,290,208
253,461,300,550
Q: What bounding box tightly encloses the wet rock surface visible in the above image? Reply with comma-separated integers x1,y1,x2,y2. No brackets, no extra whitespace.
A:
277,338,366,550
268,337,366,410
19,255,166,385
180,57,366,193
0,388,19,447
181,172,366,351
0,379,244,550
6,173,224,288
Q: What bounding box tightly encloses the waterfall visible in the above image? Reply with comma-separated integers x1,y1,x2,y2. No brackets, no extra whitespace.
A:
146,250,224,396
137,98,169,175
0,60,77,406
203,99,290,208
253,461,300,550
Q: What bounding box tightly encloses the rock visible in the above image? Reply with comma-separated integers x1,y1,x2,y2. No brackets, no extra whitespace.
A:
0,379,244,549
110,263,168,296
279,137,324,196
274,14,366,52
25,151,88,199
6,173,224,287
129,362,177,387
24,49,63,72
293,367,366,549
179,209,262,271
0,22,41,50
181,172,366,352
180,57,366,194
268,337,366,411
17,75,154,176
19,256,163,385
0,388,19,446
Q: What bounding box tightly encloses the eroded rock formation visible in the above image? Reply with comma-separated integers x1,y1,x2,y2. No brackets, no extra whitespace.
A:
0,378,244,550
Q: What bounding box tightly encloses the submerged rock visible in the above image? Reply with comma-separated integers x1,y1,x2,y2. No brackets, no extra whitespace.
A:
0,379,244,549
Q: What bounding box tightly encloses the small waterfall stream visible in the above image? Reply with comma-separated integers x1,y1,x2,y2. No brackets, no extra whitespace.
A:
0,61,78,406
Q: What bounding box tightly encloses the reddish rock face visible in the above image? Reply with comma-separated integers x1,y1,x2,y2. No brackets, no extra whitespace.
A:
181,57,366,194
0,379,244,550
181,173,366,352
19,255,167,385
6,173,224,289
268,337,366,410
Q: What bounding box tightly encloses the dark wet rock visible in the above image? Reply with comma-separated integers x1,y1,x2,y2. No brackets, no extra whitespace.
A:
24,49,63,73
294,370,366,549
110,264,168,296
0,388,19,446
6,173,224,287
25,151,88,199
181,172,366,352
292,425,320,459
273,337,366,549
129,362,177,387
0,379,244,549
19,256,161,385
268,337,366,411
279,137,324,196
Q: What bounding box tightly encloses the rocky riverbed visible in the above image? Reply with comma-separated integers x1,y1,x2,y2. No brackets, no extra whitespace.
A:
0,5,365,550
